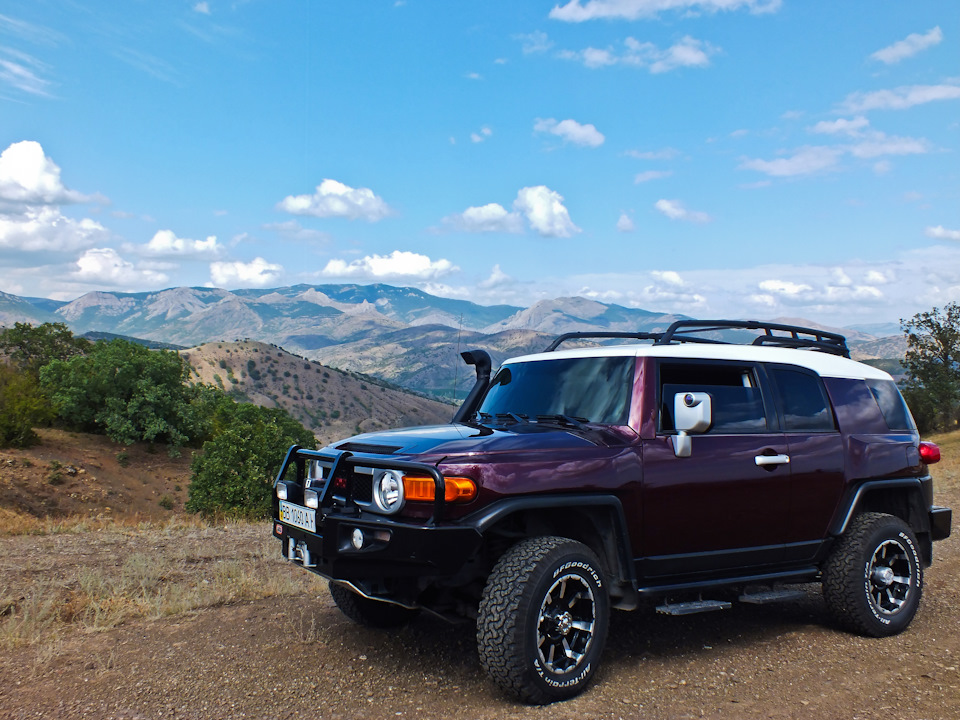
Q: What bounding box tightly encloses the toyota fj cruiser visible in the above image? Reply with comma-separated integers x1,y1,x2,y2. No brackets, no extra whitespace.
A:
271,320,950,704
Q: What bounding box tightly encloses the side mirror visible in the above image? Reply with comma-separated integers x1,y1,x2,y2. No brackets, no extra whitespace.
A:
672,392,712,458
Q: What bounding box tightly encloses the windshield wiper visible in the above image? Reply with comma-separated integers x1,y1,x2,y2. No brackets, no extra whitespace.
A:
534,414,619,446
536,414,590,430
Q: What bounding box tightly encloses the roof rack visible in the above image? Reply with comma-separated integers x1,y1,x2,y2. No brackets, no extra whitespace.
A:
544,320,850,358
543,331,662,353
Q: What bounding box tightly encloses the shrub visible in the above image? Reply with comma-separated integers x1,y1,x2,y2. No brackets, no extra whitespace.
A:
0,365,54,448
186,403,316,519
40,339,214,448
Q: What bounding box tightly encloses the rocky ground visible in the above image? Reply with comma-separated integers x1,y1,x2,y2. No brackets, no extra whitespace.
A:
0,431,957,720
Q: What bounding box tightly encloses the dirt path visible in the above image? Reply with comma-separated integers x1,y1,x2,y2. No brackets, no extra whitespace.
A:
1,520,958,720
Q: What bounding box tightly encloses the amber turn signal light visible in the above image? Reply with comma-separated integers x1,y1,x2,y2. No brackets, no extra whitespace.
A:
403,475,477,503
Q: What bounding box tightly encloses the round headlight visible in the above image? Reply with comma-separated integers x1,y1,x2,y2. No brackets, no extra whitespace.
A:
373,470,405,514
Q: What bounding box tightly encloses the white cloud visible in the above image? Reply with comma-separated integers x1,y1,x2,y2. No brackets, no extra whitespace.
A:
616,213,635,232
534,118,605,147
470,126,493,143
72,248,168,287
479,264,513,289
549,0,781,22
626,147,680,160
0,206,107,252
634,170,672,183
210,257,283,288
739,146,841,177
444,203,524,234
515,31,553,54
142,229,222,257
514,185,581,237
0,48,52,97
193,2,211,14
561,36,717,73
839,84,960,113
654,199,711,223
926,225,960,241
277,179,392,221
262,220,330,244
870,26,942,65
0,141,98,206
444,187,579,237
847,131,929,159
808,116,869,136
319,250,457,280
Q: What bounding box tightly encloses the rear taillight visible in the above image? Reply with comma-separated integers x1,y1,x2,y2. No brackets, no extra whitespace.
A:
919,441,941,464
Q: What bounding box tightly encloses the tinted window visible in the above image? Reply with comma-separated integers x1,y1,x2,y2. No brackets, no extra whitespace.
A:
479,356,634,424
659,362,769,434
663,384,767,434
769,367,836,432
866,379,916,431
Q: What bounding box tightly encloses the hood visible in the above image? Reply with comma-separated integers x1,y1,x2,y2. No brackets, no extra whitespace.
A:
328,422,613,458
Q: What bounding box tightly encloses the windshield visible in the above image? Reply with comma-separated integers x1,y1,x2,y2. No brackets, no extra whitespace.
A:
478,356,634,425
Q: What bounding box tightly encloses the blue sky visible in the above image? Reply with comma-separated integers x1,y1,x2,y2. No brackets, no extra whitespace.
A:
0,0,957,327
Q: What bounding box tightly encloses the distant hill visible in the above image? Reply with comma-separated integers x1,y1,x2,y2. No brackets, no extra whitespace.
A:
180,340,455,445
0,283,912,396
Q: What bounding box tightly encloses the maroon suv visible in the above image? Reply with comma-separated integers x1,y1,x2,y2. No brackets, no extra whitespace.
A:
271,320,951,704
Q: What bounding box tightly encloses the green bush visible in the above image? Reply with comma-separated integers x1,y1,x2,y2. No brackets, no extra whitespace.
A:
186,403,316,519
0,322,91,378
40,338,212,448
0,365,54,448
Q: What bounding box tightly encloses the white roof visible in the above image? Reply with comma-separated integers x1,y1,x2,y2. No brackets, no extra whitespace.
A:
503,343,892,381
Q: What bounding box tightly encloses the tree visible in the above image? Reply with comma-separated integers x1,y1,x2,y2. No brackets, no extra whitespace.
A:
39,338,207,447
900,302,960,433
186,402,316,519
0,322,91,378
0,365,55,448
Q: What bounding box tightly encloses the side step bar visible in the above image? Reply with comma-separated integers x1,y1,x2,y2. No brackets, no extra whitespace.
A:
657,600,731,616
656,587,810,616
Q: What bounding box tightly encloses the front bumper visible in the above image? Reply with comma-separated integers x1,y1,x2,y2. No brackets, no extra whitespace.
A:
272,509,483,582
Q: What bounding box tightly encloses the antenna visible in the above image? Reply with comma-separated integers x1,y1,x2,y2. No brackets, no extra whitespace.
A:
452,313,463,402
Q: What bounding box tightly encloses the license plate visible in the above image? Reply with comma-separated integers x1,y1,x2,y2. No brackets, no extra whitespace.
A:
279,501,316,533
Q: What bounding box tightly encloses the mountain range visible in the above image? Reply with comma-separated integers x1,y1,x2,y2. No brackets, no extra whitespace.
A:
0,284,906,398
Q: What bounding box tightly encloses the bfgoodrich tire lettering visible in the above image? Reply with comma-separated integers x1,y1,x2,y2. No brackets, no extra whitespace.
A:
822,512,923,637
329,582,420,628
477,536,609,704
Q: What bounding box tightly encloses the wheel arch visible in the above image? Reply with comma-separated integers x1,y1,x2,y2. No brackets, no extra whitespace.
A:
465,495,639,609
832,478,933,564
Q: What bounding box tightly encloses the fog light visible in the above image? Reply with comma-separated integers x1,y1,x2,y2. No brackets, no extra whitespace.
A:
276,482,289,500
351,528,365,550
304,488,319,509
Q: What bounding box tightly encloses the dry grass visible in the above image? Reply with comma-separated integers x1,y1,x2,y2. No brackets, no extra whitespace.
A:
0,516,319,651
927,428,960,494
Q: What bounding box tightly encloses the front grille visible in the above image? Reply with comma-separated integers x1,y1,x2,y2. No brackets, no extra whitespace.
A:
350,472,373,503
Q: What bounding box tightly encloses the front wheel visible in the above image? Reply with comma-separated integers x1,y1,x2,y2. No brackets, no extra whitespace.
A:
477,536,609,704
822,512,923,637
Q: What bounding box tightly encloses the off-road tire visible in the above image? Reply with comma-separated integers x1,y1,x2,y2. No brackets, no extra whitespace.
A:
477,536,609,704
822,512,923,637
328,582,420,628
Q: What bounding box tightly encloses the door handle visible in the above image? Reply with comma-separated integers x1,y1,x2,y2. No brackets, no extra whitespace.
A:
755,454,790,467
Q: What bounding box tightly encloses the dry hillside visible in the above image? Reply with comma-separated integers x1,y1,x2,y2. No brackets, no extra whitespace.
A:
180,340,454,445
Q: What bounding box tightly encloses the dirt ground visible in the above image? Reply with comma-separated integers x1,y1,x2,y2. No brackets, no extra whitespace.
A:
0,433,958,719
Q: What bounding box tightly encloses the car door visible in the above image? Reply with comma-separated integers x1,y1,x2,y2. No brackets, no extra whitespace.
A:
639,359,791,579
766,364,846,559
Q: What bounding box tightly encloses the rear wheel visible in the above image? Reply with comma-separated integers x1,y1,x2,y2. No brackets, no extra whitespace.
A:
822,512,923,637
477,536,609,704
329,582,420,628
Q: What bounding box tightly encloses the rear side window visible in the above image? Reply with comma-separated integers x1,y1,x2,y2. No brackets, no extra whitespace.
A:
866,379,916,431
659,362,769,434
768,367,836,432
